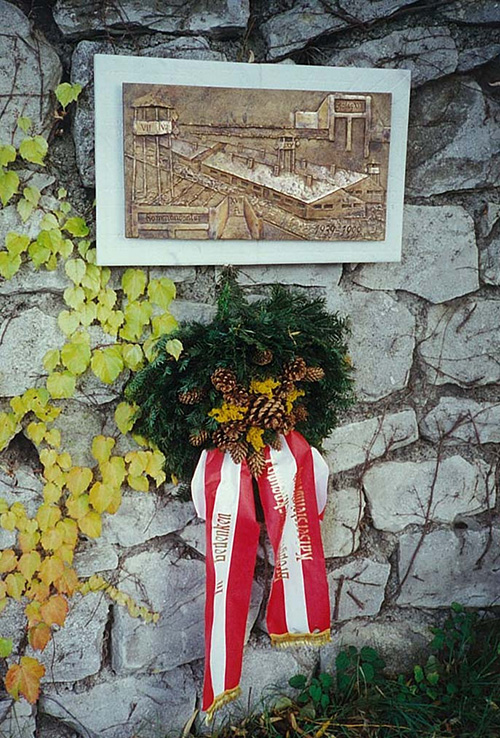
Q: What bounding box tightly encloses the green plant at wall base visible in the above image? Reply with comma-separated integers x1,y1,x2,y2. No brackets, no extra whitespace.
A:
0,101,181,704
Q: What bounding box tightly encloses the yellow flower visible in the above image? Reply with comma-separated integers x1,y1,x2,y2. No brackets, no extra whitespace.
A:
246,426,265,451
250,377,280,398
285,387,305,413
208,402,247,423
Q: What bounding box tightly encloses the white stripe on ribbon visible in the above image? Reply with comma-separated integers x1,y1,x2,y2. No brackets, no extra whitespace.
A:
311,446,329,516
269,439,309,635
191,450,208,520
209,454,242,697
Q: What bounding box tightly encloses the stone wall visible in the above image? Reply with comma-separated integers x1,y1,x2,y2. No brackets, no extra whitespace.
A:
0,0,499,736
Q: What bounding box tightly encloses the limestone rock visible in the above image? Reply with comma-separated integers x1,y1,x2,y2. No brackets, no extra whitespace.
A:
321,618,430,674
420,298,500,387
169,299,217,325
363,456,494,533
0,1,61,142
481,235,500,286
103,491,194,547
262,0,416,60
406,77,500,197
322,487,365,558
329,558,390,621
0,307,62,397
111,548,206,673
0,600,26,656
323,409,418,473
54,0,249,37
71,37,226,187
0,464,42,550
421,397,500,445
326,290,415,401
439,0,500,23
328,27,458,88
354,206,479,303
74,542,119,577
457,43,500,72
397,528,500,607
49,402,104,467
40,667,196,738
0,699,36,738
178,518,206,555
36,593,109,682
218,263,342,288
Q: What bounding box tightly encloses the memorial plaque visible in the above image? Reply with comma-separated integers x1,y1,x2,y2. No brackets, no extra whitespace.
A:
95,56,411,265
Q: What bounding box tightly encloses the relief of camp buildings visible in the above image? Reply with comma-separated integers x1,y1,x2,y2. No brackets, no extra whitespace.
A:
193,147,384,220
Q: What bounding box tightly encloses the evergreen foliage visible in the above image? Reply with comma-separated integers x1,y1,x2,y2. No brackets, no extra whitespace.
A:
126,271,355,481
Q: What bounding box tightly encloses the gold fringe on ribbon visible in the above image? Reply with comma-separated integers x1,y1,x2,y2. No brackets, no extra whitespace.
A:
270,629,331,648
205,685,241,721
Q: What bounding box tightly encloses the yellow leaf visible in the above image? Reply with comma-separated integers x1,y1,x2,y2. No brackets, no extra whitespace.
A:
44,429,61,448
100,456,126,488
165,338,183,360
6,572,26,599
89,481,114,513
40,594,68,627
40,526,64,552
25,578,50,602
57,543,74,564
65,466,93,496
106,486,122,515
57,310,80,337
0,169,19,206
43,350,60,374
61,339,91,375
64,258,86,285
29,623,52,651
151,312,178,338
0,549,17,573
127,474,149,492
0,251,21,279
78,511,102,538
25,600,42,626
5,656,46,703
17,551,41,580
79,301,97,327
0,510,16,531
63,285,85,309
39,555,65,586
119,300,153,342
0,412,20,451
91,435,115,464
57,452,72,470
114,402,138,435
122,268,147,301
122,343,143,371
91,346,124,384
0,498,8,514
43,463,65,487
46,371,76,399
147,277,176,309
9,395,27,419
126,450,150,477
104,310,124,336
36,503,61,532
53,565,79,596
40,448,57,468
19,135,48,165
81,263,101,294
18,528,40,553
66,493,90,520
57,518,78,546
146,450,167,486
98,286,116,309
26,421,47,446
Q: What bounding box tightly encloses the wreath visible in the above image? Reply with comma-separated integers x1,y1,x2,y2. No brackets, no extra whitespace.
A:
125,271,355,482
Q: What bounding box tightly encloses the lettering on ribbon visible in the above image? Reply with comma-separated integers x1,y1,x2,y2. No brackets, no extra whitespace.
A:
213,512,231,562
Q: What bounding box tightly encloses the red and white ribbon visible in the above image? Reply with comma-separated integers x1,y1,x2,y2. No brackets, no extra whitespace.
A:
191,431,330,719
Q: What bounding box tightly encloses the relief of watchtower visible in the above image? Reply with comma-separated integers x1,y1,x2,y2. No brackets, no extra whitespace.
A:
295,94,372,158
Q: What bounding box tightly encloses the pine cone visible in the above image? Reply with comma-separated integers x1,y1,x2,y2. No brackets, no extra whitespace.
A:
283,357,307,382
212,427,230,451
189,430,210,446
253,349,273,365
223,422,245,441
304,366,325,382
269,435,282,451
211,368,237,393
293,404,308,423
247,449,266,478
277,380,295,397
223,387,250,407
228,440,248,464
178,388,204,405
247,395,286,430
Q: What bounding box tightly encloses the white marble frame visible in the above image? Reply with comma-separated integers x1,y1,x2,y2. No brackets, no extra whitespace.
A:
95,54,410,266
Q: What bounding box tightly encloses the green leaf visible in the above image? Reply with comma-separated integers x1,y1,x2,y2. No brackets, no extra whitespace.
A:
19,136,48,166
115,402,138,435
122,268,147,301
46,371,76,399
40,213,59,231
0,252,21,279
57,310,80,337
6,232,30,256
65,258,86,285
165,338,183,360
451,602,464,613
23,186,41,206
63,217,89,237
361,663,375,683
0,144,16,166
82,263,101,295
151,312,178,338
147,277,176,309
79,302,97,327
360,647,379,663
0,636,13,657
63,285,85,310
318,673,333,689
414,665,424,683
289,674,307,689
28,240,51,268
426,671,439,685
61,340,91,375
0,169,19,206
55,82,82,109
17,198,33,222
122,343,143,371
91,435,115,464
91,346,124,384
17,116,32,133
308,683,322,703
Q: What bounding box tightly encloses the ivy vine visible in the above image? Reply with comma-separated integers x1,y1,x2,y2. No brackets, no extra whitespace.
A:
0,85,180,704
